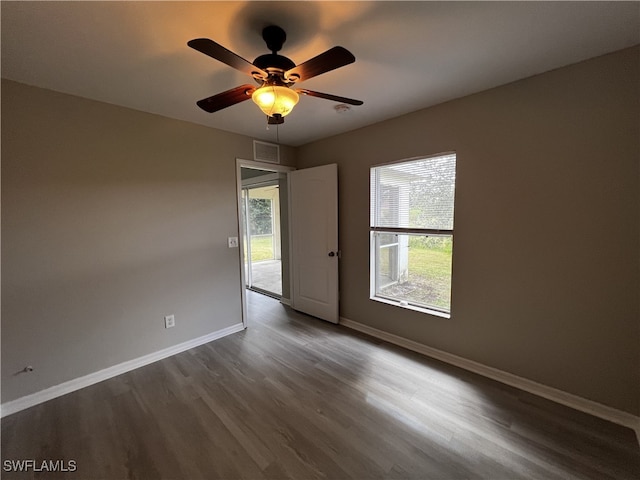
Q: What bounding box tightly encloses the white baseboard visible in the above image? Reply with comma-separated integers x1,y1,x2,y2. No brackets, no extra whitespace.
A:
1,323,245,418
339,317,640,445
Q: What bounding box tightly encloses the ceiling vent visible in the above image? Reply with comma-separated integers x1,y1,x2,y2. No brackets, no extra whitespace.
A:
253,140,280,164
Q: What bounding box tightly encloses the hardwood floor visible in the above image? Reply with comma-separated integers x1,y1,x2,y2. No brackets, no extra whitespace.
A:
2,291,639,479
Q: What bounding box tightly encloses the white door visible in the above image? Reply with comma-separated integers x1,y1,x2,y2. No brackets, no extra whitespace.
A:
289,164,339,323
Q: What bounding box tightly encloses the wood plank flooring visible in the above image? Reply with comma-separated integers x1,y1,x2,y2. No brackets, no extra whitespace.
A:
2,291,639,479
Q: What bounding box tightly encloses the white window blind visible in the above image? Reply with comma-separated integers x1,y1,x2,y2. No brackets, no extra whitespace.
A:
371,154,456,231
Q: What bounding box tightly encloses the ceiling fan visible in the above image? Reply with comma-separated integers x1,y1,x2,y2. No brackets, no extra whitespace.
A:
187,25,363,124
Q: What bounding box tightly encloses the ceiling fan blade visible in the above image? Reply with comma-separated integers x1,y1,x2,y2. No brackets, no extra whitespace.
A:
297,89,363,106
285,46,355,82
188,38,268,80
196,84,256,113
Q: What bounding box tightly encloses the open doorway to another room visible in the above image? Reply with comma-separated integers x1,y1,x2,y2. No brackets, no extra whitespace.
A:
242,182,282,297
238,162,293,312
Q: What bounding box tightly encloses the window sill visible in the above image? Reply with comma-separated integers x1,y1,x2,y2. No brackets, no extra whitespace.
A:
370,296,451,319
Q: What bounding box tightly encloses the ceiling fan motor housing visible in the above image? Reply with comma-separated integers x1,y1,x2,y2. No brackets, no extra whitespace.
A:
253,53,296,74
254,25,297,80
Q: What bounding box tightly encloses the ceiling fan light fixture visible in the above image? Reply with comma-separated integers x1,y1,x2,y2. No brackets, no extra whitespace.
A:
251,84,299,117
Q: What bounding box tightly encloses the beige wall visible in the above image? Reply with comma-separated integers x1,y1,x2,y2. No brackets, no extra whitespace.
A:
0,79,294,403
297,47,640,415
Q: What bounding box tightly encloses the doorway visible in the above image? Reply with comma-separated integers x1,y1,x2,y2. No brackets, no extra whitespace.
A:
236,160,339,327
242,182,282,297
236,160,294,327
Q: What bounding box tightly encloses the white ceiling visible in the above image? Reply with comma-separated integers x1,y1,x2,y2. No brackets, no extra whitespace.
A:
2,1,639,147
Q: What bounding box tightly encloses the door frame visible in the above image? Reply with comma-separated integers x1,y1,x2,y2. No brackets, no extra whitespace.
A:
235,158,294,327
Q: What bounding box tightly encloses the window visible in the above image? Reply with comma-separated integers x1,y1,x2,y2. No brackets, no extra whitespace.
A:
370,153,456,315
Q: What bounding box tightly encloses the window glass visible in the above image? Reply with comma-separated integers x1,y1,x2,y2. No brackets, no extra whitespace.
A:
370,154,456,314
375,233,453,312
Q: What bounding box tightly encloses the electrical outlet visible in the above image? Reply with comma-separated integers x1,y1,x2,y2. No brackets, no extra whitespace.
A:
164,314,175,329
228,236,239,248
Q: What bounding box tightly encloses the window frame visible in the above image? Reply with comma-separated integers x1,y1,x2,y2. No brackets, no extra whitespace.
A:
369,153,456,318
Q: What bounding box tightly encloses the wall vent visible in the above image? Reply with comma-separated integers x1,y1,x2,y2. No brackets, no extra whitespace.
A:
253,140,280,164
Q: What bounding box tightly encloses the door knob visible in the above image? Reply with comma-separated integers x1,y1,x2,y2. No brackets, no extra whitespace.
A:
328,251,335,257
